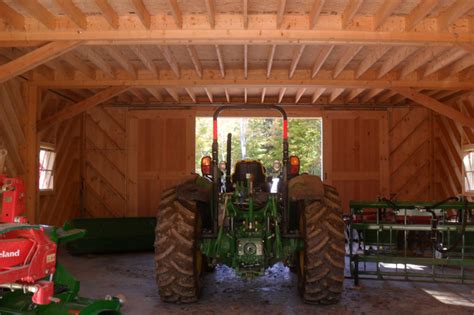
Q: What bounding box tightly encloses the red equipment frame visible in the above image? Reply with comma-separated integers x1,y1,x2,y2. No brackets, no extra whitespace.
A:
0,174,58,305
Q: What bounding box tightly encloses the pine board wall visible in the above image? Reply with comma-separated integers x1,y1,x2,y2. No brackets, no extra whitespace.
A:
1,87,471,224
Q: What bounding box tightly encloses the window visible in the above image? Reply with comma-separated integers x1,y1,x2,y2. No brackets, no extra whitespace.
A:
39,145,55,191
463,146,474,194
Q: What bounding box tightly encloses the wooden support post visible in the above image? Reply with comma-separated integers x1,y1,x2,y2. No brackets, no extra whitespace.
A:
25,84,39,223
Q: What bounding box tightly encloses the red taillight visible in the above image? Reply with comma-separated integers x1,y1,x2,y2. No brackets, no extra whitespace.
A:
289,155,300,175
201,156,212,175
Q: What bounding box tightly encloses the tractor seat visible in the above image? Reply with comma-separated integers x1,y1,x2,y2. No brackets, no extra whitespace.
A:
232,160,267,189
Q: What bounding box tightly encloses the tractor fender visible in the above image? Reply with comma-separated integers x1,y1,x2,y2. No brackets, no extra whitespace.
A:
288,174,325,202
176,174,212,203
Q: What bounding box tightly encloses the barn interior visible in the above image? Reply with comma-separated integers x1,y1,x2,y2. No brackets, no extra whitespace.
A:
1,0,474,313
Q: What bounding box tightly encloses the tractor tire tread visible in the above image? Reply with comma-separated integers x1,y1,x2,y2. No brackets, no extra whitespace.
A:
155,185,201,303
300,184,345,305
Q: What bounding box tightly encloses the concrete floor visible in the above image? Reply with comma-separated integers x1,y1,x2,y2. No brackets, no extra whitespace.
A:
59,249,474,315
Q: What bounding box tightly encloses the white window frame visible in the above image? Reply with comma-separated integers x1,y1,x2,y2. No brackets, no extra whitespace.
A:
463,144,474,196
39,143,55,193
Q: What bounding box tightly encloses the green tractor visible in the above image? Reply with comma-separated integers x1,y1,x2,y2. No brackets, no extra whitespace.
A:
154,105,345,304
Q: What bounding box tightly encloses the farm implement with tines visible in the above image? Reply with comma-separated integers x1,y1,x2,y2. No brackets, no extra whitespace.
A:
154,105,345,304
348,198,474,284
0,149,122,314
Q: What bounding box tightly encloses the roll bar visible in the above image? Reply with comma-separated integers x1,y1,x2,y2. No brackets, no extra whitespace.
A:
205,105,290,237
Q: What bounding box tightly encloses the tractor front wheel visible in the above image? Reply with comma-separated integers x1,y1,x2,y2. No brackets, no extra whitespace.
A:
154,186,202,303
298,184,345,304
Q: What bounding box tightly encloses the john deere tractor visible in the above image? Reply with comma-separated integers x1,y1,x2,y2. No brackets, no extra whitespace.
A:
154,105,344,304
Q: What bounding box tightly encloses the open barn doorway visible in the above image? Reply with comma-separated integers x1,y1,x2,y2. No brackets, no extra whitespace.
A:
195,117,322,177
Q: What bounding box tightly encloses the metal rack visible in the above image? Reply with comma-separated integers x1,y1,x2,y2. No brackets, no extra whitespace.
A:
348,200,474,284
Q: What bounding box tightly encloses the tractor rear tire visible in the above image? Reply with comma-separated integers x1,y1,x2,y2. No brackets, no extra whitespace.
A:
298,184,345,304
154,186,202,303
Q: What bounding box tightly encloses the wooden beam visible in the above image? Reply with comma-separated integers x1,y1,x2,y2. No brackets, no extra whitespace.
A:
25,85,38,223
129,46,158,77
373,0,401,30
0,41,81,83
261,88,266,103
185,87,196,103
129,89,146,102
215,45,225,78
278,87,286,103
78,47,115,78
341,0,363,29
459,43,474,54
334,45,362,78
309,0,325,29
405,0,439,31
392,87,474,127
243,0,248,29
276,0,287,28
311,45,334,78
360,88,384,103
38,86,129,131
400,46,448,78
145,87,163,102
205,0,215,28
377,90,397,102
225,88,230,103
4,29,474,46
311,88,326,103
356,46,390,78
266,44,277,79
159,45,180,78
437,0,474,31
289,45,306,79
204,87,213,103
167,0,182,28
0,2,25,30
94,0,119,29
345,88,365,102
36,73,474,90
165,87,179,102
378,46,418,79
244,44,248,79
130,0,151,29
16,0,56,29
186,45,203,78
445,54,474,77
61,52,95,79
102,46,136,78
423,47,467,77
54,0,88,29
329,88,344,102
295,88,306,103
